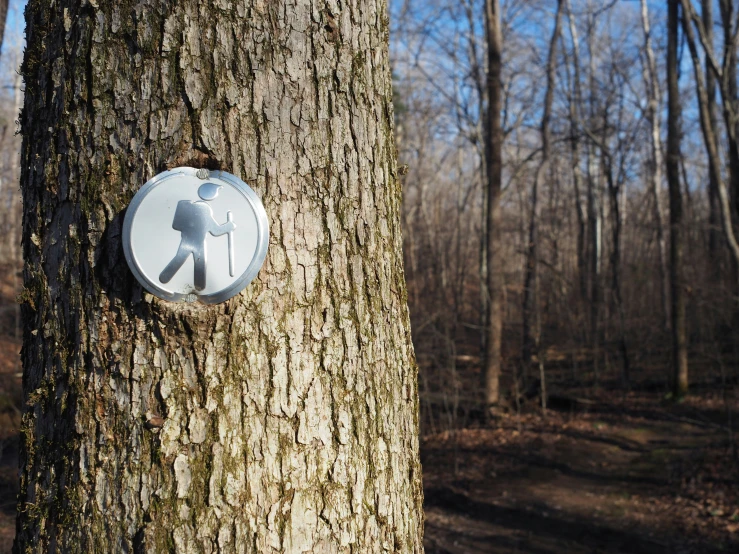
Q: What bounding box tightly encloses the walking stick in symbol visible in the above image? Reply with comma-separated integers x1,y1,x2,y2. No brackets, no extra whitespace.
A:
227,211,235,277
159,183,236,291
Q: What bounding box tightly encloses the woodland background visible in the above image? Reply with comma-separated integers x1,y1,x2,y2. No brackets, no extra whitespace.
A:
0,0,738,552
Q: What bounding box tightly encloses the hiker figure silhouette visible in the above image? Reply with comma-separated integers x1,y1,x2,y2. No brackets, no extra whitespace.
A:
159,183,236,290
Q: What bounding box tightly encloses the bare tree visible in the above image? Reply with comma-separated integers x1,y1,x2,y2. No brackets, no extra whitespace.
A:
564,0,588,308
522,0,563,403
703,0,722,266
391,0,739,430
718,0,739,228
584,1,605,386
484,0,504,418
668,0,689,397
680,0,739,276
640,0,670,331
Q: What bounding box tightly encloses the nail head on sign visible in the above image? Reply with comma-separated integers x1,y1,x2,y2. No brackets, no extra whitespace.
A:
122,167,269,304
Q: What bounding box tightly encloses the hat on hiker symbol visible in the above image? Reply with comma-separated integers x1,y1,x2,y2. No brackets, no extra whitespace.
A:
123,167,269,304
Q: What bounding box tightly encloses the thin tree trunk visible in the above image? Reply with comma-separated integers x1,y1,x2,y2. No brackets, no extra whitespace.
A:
680,0,739,280
604,146,630,385
464,0,489,376
564,0,588,321
719,0,739,223
484,0,503,417
586,7,602,387
16,2,424,552
704,0,722,267
667,0,689,397
719,0,739,294
523,0,563,370
640,0,670,331
681,0,739,288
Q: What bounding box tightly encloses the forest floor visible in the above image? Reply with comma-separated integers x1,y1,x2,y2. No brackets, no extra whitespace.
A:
423,389,739,554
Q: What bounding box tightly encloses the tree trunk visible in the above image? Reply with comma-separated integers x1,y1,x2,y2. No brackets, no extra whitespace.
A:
667,0,689,397
462,0,490,368
718,0,739,224
604,147,630,385
484,0,503,417
704,0,722,267
640,0,670,331
16,2,424,553
564,0,588,319
718,0,739,293
681,0,739,285
522,0,562,371
585,9,602,387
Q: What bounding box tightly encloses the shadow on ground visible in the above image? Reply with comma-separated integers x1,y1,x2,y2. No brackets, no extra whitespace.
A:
422,391,739,554
426,486,675,554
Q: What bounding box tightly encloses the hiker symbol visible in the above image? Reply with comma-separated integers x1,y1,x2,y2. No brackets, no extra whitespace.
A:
123,167,269,304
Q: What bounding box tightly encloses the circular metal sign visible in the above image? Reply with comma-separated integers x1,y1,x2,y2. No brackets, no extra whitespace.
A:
122,167,269,304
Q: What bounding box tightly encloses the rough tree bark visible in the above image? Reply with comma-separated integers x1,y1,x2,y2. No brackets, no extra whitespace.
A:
484,0,503,417
15,1,423,553
667,0,689,397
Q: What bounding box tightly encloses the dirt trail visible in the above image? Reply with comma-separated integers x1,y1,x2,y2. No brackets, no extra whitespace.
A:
422,393,739,554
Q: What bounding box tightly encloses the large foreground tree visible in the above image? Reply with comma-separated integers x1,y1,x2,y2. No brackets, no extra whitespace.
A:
15,1,423,552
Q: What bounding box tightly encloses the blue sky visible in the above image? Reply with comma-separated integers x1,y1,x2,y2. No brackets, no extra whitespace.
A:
2,0,25,55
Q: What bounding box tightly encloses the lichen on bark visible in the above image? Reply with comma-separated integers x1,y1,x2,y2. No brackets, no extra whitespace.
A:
15,1,423,552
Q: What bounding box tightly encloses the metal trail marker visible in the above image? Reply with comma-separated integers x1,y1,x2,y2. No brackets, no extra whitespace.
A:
122,167,269,304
